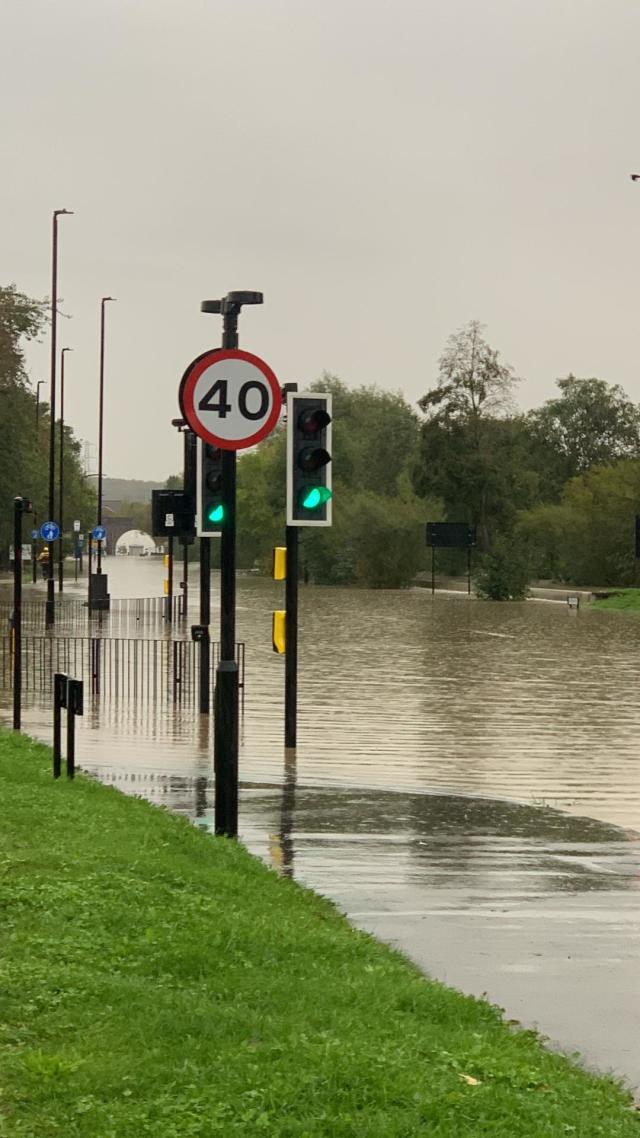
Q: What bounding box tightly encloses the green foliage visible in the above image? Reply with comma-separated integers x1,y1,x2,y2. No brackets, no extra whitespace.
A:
0,284,95,563
236,378,430,588
527,376,640,497
0,730,637,1137
518,459,640,586
590,589,640,611
474,539,531,600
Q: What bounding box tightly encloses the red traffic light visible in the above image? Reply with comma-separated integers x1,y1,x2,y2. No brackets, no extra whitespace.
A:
298,408,331,436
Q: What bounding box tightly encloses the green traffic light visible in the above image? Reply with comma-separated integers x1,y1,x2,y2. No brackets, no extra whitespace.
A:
301,486,333,510
207,504,225,523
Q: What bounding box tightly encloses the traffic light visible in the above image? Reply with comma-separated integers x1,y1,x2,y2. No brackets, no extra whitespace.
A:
286,393,333,526
197,437,225,536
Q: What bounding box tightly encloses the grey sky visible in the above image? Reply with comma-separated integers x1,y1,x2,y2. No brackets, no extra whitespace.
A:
3,0,640,479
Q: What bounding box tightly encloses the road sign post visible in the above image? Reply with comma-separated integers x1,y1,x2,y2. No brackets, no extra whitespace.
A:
181,291,279,837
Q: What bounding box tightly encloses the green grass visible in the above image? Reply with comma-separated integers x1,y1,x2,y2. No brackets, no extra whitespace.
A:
0,731,638,1137
590,588,640,611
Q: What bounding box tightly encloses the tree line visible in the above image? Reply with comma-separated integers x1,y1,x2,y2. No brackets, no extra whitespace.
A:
0,284,96,564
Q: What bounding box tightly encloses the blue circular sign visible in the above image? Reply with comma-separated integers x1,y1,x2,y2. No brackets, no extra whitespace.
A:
31,529,38,540
92,525,107,541
40,521,60,541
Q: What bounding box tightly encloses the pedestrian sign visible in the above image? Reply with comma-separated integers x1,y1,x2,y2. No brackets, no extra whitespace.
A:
92,525,107,541
40,521,60,542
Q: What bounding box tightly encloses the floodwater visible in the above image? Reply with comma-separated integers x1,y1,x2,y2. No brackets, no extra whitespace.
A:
2,558,640,1086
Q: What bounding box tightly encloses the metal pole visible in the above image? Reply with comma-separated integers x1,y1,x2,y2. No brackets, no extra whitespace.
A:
166,535,174,623
46,209,71,628
32,512,37,585
285,525,298,748
67,693,76,779
53,672,66,778
13,498,23,731
199,538,210,714
58,348,70,593
214,305,239,837
97,297,115,577
431,545,435,596
46,215,58,629
467,546,472,595
88,534,93,612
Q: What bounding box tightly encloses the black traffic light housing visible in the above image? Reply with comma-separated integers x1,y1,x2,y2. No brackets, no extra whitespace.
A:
287,393,333,526
197,437,225,536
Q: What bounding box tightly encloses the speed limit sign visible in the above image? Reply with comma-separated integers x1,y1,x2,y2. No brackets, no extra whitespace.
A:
179,348,282,450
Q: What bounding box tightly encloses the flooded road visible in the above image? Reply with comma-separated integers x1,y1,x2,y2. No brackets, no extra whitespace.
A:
2,559,640,1085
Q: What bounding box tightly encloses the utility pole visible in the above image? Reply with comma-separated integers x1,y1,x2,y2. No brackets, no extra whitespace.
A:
46,208,72,628
58,347,72,592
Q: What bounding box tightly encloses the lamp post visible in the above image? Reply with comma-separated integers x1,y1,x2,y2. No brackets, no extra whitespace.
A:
58,348,73,592
35,381,45,434
46,208,73,628
96,296,116,586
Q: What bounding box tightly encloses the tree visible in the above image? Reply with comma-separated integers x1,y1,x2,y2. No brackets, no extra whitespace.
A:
415,323,523,549
0,283,95,563
517,458,640,586
419,320,517,424
0,284,48,388
526,376,640,497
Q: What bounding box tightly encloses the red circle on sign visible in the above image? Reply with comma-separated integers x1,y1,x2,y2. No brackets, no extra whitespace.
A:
179,348,282,451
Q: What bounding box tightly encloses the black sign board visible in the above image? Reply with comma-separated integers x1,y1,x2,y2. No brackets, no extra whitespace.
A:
151,490,195,539
426,522,476,549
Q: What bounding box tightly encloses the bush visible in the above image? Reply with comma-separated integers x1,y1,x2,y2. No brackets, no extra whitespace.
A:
474,540,530,600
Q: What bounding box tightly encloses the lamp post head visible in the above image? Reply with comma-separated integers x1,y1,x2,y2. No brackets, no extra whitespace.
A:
631,174,640,182
101,296,116,304
54,209,74,217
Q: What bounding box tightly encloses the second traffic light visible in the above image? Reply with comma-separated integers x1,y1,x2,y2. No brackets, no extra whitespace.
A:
197,437,225,537
286,392,333,527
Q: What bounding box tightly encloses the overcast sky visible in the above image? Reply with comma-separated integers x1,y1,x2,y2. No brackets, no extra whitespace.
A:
3,0,640,479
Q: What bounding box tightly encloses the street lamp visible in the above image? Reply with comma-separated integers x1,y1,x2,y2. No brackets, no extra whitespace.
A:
58,348,73,592
93,296,116,609
46,207,73,628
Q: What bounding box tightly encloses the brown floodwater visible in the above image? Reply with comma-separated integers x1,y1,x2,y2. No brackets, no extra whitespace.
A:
3,557,640,828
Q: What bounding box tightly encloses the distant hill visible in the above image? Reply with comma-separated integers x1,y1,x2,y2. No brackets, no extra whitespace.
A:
102,477,165,503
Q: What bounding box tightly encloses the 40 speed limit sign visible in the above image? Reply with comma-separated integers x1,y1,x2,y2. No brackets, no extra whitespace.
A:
179,348,281,450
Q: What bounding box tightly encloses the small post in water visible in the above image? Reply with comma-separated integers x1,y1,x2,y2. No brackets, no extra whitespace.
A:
53,672,67,778
66,678,83,779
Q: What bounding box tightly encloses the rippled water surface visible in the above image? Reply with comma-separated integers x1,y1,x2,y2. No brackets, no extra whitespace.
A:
3,559,640,829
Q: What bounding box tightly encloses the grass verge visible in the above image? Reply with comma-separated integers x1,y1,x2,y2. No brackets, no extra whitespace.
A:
591,588,640,611
0,729,638,1137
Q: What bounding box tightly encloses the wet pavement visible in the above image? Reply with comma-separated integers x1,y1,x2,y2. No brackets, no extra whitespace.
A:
3,561,640,1087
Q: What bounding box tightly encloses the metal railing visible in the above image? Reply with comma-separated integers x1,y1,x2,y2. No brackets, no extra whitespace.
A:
0,634,245,705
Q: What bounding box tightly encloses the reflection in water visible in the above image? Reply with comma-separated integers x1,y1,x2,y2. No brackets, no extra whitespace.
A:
269,748,297,877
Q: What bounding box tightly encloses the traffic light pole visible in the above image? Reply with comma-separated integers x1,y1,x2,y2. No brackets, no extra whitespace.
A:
199,291,263,837
199,538,211,715
214,302,240,838
285,525,298,748
166,536,174,624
